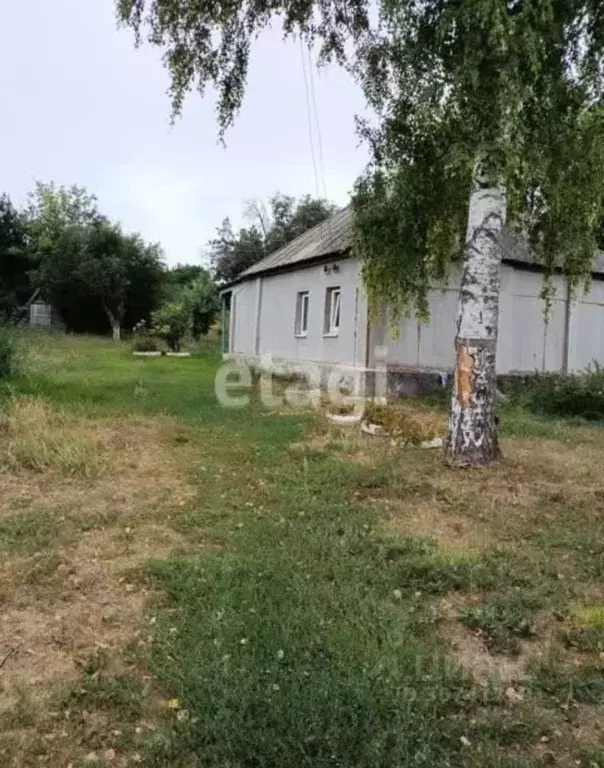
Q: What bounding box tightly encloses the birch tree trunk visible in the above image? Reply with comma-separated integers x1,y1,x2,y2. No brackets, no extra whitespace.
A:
445,160,507,467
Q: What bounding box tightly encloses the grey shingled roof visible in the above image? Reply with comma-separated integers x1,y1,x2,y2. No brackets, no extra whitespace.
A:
237,207,352,279
233,206,604,281
500,232,604,275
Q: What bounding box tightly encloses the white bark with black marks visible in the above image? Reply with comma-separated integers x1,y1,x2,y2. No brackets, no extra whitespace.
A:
445,160,507,467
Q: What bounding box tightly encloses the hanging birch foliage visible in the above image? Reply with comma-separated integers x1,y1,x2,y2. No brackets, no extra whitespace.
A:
352,1,604,323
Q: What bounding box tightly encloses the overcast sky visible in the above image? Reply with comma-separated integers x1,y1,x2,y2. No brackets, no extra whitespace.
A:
0,0,369,266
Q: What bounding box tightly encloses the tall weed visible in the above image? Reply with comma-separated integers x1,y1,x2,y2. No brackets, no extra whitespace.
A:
0,325,20,379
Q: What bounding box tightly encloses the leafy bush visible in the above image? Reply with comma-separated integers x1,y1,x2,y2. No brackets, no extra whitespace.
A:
132,335,160,352
132,319,161,352
152,301,191,352
185,275,220,339
0,326,19,379
509,366,604,420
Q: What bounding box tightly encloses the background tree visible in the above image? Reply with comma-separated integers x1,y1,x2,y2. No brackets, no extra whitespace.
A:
118,0,604,467
209,217,266,285
261,193,337,254
26,181,101,244
122,239,166,331
185,274,220,338
0,195,32,319
164,264,209,299
27,182,108,334
210,194,336,284
75,221,132,341
34,217,165,338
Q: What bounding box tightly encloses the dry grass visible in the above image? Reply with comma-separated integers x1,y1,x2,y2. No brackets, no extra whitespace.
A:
0,398,196,520
385,498,494,551
305,413,604,761
0,396,201,767
362,401,441,443
325,423,604,544
0,397,106,476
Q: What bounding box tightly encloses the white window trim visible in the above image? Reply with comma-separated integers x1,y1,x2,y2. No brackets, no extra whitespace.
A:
295,291,310,337
324,287,341,336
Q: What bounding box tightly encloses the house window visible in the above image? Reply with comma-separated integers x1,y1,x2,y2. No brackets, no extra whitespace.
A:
295,291,310,336
324,287,341,335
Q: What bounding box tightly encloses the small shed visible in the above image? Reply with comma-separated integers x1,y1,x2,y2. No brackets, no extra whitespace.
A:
16,289,63,328
29,297,52,327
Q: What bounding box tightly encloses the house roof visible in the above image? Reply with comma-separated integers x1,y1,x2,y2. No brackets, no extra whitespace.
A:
228,206,604,284
500,233,604,275
236,206,352,281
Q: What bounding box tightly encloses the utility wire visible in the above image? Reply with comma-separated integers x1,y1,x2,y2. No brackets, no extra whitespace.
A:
307,45,328,202
302,42,336,253
300,37,321,200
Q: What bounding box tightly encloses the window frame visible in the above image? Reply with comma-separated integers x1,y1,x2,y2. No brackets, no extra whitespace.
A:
294,290,310,337
324,286,341,336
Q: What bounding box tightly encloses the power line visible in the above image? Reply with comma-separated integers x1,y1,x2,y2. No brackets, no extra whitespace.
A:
306,45,328,202
301,41,336,254
299,36,321,199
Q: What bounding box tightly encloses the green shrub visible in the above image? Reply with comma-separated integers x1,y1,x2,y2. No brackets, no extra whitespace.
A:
152,301,191,352
132,334,161,352
132,319,162,352
509,365,604,420
185,275,220,339
0,326,19,379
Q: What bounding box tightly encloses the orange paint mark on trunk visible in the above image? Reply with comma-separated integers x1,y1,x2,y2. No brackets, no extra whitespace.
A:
456,345,474,409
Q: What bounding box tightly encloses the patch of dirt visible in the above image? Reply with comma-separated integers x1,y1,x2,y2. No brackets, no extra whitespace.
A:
447,620,528,686
440,598,528,687
571,706,604,750
385,499,494,551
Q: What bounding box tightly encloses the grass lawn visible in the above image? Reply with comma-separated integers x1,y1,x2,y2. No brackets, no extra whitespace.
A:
0,331,603,767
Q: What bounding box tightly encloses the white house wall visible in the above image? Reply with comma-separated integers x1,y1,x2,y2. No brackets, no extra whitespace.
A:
231,256,604,375
497,268,566,373
230,279,257,356
568,279,604,371
230,257,368,367
375,264,604,374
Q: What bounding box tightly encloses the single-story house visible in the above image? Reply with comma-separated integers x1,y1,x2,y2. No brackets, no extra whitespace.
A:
220,207,604,394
